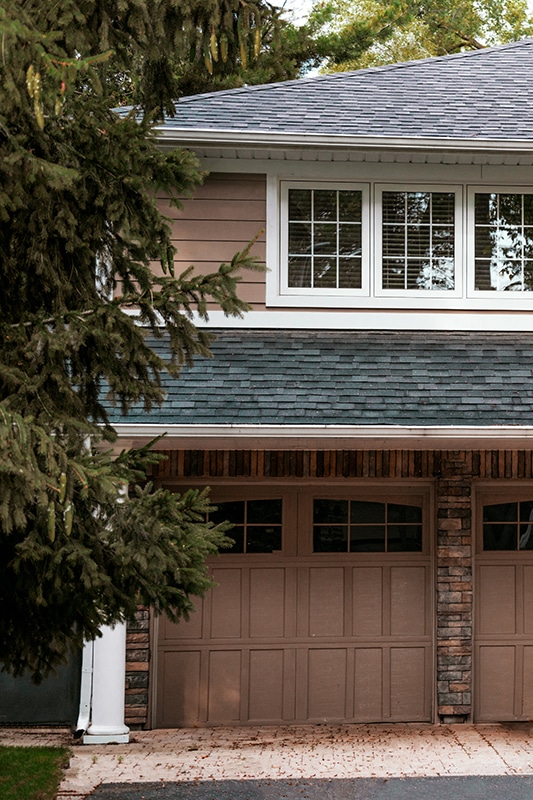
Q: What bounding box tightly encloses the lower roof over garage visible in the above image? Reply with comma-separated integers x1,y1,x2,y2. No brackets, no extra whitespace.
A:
109,328,533,426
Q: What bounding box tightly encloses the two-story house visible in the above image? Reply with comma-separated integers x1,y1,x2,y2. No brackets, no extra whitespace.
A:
89,39,533,732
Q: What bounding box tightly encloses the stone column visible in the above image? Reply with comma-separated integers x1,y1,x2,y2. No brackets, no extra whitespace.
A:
436,457,473,722
84,623,130,744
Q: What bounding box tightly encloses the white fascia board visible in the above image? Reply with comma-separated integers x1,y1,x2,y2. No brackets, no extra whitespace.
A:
112,424,533,451
154,127,533,155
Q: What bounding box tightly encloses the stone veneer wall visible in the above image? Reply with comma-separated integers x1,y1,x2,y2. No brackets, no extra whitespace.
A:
123,448,533,727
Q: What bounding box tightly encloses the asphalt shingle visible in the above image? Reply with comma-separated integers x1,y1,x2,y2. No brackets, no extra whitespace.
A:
156,40,533,141
107,330,533,427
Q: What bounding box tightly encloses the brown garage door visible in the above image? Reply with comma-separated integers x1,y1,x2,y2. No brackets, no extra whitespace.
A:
475,490,533,721
155,485,433,727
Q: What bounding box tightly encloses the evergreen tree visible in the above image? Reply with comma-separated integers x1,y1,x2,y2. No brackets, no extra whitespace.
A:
0,0,262,680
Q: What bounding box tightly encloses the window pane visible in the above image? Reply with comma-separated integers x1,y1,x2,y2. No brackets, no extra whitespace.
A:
338,224,361,256
226,525,245,553
406,192,431,223
210,500,245,526
483,523,517,551
432,226,454,254
483,502,518,522
475,259,492,290
288,256,311,287
314,190,337,220
289,189,311,220
350,501,385,524
339,191,362,221
474,226,493,259
314,224,337,254
314,525,348,552
388,504,422,523
288,223,312,255
387,524,423,552
382,258,406,289
314,499,348,524
382,192,405,223
339,258,361,288
432,193,455,224
383,225,405,256
406,225,431,257
475,193,494,225
246,525,282,553
314,257,337,288
350,525,385,552
499,194,522,225
247,498,282,524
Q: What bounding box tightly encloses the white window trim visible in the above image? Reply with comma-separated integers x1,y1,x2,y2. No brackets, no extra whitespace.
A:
266,173,533,311
278,179,371,300
467,185,533,299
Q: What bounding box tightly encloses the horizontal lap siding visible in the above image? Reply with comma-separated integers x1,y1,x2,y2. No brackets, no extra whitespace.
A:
151,449,533,480
156,174,267,309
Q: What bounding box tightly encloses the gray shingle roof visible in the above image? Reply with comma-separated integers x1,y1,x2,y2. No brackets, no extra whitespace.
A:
158,39,533,141
109,330,533,427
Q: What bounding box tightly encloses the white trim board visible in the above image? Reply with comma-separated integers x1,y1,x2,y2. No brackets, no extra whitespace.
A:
191,310,533,331
112,424,533,452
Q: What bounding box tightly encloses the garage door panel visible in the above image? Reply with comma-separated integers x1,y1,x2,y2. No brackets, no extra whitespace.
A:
248,649,284,721
210,569,242,638
307,649,347,720
390,647,429,720
249,569,285,638
476,645,515,720
160,600,204,640
354,648,383,720
157,650,201,727
523,567,533,634
390,567,428,637
477,565,516,635
308,568,345,637
521,646,533,716
352,568,383,636
207,650,241,722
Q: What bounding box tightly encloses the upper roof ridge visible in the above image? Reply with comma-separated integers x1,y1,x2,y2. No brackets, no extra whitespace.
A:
173,37,533,107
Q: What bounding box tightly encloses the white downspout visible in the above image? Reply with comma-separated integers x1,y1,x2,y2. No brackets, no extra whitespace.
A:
74,639,94,738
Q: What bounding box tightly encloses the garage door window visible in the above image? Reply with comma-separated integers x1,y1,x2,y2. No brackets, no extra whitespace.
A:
313,499,422,553
482,499,533,550
210,498,283,554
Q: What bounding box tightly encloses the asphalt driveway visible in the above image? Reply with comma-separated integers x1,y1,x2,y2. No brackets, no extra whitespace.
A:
88,776,533,800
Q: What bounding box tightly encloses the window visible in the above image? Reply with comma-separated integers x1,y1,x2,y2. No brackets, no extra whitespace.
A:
280,181,370,298
313,499,423,553
473,192,533,292
209,498,282,554
272,177,533,311
483,500,533,551
380,190,455,291
287,187,363,289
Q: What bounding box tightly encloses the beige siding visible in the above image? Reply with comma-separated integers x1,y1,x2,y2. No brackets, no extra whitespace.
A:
157,173,267,310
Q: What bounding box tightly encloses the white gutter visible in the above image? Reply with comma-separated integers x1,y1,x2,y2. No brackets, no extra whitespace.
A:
112,424,533,451
154,127,533,155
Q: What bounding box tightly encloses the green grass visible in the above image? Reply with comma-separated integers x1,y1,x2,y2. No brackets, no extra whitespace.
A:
0,745,70,800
